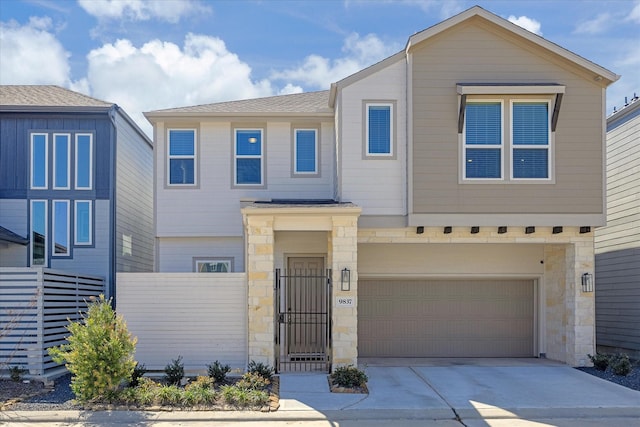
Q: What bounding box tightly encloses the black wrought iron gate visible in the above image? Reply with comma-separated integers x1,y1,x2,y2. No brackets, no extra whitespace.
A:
275,268,332,372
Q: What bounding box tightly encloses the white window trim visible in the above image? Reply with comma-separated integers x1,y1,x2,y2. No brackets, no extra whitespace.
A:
75,133,93,190
74,200,93,246
462,99,504,181
53,133,71,190
167,128,198,187
365,102,394,157
293,128,318,175
30,200,48,267
52,200,70,257
234,128,264,186
509,99,553,181
194,258,233,273
30,133,48,189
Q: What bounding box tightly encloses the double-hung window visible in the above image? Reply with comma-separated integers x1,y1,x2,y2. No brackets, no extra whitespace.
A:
75,133,93,190
235,129,263,186
53,134,70,189
365,103,393,156
168,129,196,186
294,129,318,175
31,134,48,189
511,101,551,179
464,101,503,179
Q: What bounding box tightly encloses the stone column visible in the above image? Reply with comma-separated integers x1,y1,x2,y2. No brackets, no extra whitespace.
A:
245,215,275,366
565,239,596,366
329,214,359,368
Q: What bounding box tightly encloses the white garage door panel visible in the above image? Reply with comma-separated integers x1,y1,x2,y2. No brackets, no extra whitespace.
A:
358,279,534,357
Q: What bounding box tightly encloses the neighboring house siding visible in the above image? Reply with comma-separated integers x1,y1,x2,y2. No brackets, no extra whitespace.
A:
157,236,244,272
0,199,28,266
410,19,605,219
114,111,154,273
50,199,111,285
155,120,334,240
339,59,407,216
595,101,640,356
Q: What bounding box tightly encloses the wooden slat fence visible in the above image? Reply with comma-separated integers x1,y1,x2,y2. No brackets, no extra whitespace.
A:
0,268,104,379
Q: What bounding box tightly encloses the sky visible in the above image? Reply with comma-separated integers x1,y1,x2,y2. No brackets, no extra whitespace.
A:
1,0,639,136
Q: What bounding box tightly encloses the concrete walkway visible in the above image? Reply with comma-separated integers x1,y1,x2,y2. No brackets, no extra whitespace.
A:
2,359,640,426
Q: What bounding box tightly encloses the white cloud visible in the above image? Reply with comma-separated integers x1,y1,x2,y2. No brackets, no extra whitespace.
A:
78,0,211,23
507,15,542,36
271,32,399,89
627,1,640,23
398,0,464,19
84,34,275,135
574,13,611,35
0,17,71,85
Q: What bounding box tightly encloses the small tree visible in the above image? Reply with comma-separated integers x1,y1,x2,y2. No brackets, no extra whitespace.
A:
49,295,137,402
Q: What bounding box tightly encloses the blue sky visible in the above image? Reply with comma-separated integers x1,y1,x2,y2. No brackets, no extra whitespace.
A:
1,0,639,135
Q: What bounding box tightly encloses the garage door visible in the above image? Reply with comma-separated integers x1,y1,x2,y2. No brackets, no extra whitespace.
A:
358,279,534,357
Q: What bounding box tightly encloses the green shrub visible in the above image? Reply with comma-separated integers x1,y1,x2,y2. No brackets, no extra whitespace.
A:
48,295,137,402
185,375,214,391
330,365,368,388
588,353,610,371
247,360,274,381
129,362,147,387
183,378,217,406
207,360,231,383
236,372,270,390
157,384,182,406
220,384,268,407
164,356,184,386
610,354,633,376
9,366,27,382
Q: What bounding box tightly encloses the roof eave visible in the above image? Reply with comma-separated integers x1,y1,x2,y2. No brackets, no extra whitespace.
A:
0,105,113,114
144,110,334,122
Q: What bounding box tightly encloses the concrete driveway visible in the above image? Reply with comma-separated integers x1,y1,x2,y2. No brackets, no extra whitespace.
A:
279,358,640,426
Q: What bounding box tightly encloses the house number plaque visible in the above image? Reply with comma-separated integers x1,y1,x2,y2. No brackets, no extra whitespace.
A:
336,297,355,307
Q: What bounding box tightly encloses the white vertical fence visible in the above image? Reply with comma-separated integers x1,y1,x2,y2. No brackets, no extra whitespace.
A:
0,268,104,379
116,273,247,374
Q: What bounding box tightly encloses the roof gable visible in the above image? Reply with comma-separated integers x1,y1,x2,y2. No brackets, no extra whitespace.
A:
406,6,618,85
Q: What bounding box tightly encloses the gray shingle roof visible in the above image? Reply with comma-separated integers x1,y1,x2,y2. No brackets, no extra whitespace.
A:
146,90,331,115
0,85,113,108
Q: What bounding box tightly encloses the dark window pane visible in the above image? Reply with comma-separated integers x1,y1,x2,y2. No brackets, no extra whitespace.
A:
169,159,195,184
513,148,549,178
466,148,501,178
466,103,501,145
368,106,391,154
236,158,261,184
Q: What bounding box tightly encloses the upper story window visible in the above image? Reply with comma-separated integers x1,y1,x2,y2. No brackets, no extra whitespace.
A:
294,129,318,175
53,134,70,189
365,103,394,157
234,129,263,186
167,129,196,186
464,101,503,179
511,101,550,179
31,134,48,189
75,134,93,190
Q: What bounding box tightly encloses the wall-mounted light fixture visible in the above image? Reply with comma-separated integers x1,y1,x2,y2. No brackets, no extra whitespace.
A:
416,226,424,234
444,226,452,234
470,226,479,234
525,226,535,234
581,273,594,292
498,226,507,234
341,268,351,291
553,226,563,234
580,226,591,234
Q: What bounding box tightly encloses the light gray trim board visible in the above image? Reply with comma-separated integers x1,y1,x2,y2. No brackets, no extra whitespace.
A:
358,215,407,228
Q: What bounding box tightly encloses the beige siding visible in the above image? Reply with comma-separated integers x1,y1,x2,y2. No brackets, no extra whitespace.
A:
338,59,407,215
595,103,640,355
410,18,605,219
117,273,247,372
155,121,335,238
157,236,244,272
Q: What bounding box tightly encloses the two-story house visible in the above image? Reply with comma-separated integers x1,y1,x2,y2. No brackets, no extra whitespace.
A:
0,85,154,299
144,6,618,371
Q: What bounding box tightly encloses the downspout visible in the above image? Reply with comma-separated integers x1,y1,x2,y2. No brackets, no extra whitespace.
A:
108,105,118,307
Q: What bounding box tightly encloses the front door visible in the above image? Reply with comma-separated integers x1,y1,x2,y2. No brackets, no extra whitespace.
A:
275,257,331,372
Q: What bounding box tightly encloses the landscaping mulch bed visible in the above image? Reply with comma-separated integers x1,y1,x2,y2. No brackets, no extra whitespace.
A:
1,374,280,412
576,365,640,391
327,376,368,394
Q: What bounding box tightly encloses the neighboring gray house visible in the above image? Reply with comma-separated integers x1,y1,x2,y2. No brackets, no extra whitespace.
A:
595,95,640,358
0,85,154,299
